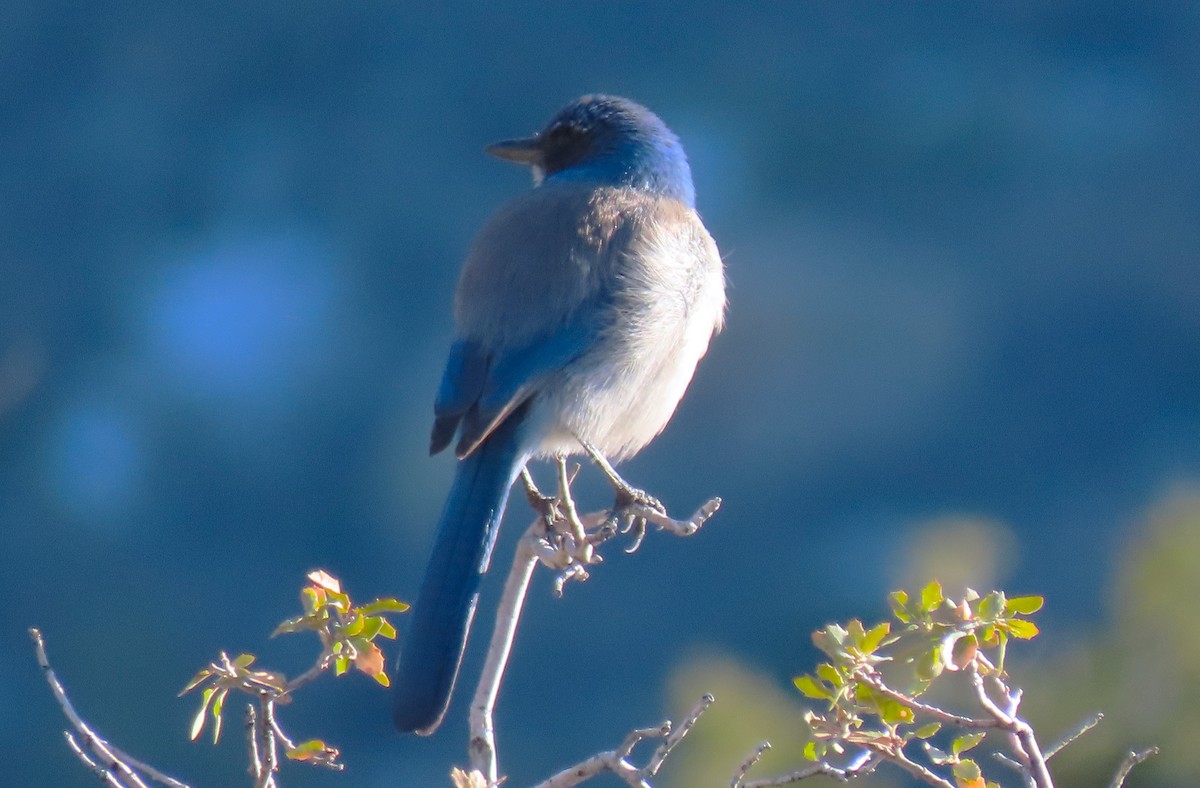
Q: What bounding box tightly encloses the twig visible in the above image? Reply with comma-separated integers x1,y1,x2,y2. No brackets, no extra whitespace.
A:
1045,712,1103,760
645,694,714,775
857,670,998,730
1108,747,1159,788
731,741,772,787
737,750,881,787
30,628,189,788
532,698,713,788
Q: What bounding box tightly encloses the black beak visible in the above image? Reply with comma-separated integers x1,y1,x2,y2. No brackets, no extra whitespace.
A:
484,135,543,166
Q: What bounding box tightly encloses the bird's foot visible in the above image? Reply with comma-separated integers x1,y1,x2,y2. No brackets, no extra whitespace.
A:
521,467,562,528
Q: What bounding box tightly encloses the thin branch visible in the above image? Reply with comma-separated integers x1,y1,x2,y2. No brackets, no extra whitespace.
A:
737,750,882,787
888,748,957,788
532,699,713,788
469,527,541,784
731,741,772,787
644,694,714,775
857,670,998,730
968,667,1053,788
64,732,126,787
246,706,264,784
1045,712,1103,760
1108,747,1159,788
30,628,189,788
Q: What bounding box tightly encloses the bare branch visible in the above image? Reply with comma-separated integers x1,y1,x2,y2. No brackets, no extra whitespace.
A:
469,527,541,784
737,750,882,787
1108,747,1159,788
1045,712,1103,760
532,698,712,788
967,666,1053,788
731,741,772,787
30,628,189,788
644,694,714,775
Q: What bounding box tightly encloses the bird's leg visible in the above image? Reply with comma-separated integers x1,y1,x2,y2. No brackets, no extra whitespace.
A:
554,455,594,564
520,466,561,529
578,440,666,513
577,440,671,553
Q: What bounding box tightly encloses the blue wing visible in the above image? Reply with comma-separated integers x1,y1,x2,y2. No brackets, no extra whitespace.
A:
429,305,606,459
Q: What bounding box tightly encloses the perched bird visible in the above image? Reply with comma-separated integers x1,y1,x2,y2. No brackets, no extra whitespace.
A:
392,95,726,734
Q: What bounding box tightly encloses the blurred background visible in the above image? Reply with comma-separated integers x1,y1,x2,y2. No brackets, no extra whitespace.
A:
4,2,1199,786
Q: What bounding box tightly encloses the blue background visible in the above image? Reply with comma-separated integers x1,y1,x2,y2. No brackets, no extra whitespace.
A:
4,3,1198,786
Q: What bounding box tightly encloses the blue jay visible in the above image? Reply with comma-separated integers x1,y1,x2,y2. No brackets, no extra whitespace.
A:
393,95,726,734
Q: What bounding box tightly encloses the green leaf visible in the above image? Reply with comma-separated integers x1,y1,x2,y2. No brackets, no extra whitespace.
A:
179,668,212,696
920,581,944,613
301,587,322,615
812,623,849,659
373,671,390,687
926,744,952,765
916,647,945,681
232,653,256,669
210,689,227,743
953,758,985,787
376,619,398,640
889,590,912,623
1006,619,1040,639
334,654,351,676
345,613,365,637
793,675,831,700
952,732,986,756
189,687,214,741
861,622,891,654
816,662,843,687
1004,596,1044,615
803,740,823,761
914,722,942,739
357,598,411,614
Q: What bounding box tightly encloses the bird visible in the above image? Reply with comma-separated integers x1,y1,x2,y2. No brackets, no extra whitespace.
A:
392,94,726,735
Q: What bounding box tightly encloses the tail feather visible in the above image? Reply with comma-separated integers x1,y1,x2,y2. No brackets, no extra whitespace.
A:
393,412,528,734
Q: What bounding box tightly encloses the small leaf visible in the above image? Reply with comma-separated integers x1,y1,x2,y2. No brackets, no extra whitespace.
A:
232,653,256,669
301,587,322,616
953,758,986,788
816,663,843,687
920,581,944,613
803,740,825,761
925,744,952,765
1006,619,1040,640
916,646,945,681
977,591,1005,619
210,689,227,744
334,653,351,676
287,739,340,764
940,632,978,672
357,598,411,615
376,619,398,640
307,569,342,593
794,675,831,700
861,622,891,654
1004,596,1044,615
190,687,215,741
179,668,213,696
952,732,986,756
914,722,942,739
355,642,386,679
889,590,912,623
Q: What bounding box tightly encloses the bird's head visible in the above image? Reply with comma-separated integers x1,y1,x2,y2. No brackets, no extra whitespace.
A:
486,95,695,206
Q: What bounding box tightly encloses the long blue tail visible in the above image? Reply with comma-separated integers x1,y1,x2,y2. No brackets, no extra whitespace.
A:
393,414,528,734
